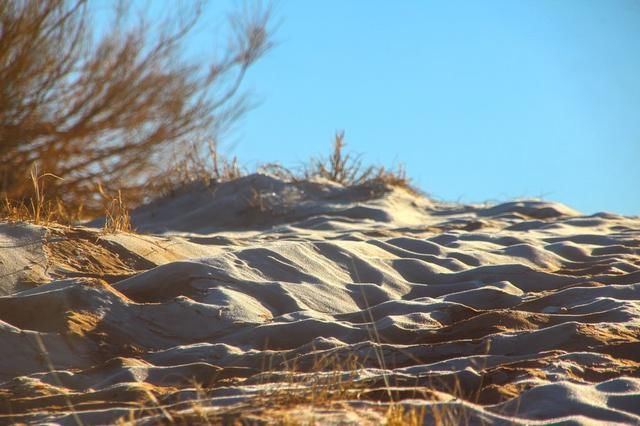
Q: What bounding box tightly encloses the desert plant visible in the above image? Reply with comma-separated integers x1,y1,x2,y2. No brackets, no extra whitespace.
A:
371,164,414,191
209,139,244,183
0,163,70,224
306,131,375,185
101,188,132,234
27,164,64,225
304,131,417,194
0,0,272,215
149,138,245,198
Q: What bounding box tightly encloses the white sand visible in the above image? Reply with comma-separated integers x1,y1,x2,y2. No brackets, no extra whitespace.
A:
1,174,639,424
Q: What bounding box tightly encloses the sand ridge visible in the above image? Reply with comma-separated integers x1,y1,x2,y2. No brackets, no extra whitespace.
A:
1,174,639,424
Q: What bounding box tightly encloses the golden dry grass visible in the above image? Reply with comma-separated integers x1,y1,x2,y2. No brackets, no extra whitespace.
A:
100,187,133,234
304,131,419,194
0,164,78,225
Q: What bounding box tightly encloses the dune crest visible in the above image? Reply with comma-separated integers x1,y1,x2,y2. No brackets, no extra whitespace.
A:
1,174,639,424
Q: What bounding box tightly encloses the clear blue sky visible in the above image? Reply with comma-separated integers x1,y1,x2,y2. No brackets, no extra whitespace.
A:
117,1,640,215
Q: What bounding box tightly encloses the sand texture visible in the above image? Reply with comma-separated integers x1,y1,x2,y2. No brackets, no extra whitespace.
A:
1,174,639,425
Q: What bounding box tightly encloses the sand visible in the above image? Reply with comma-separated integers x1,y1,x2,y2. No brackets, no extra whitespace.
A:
0,174,639,425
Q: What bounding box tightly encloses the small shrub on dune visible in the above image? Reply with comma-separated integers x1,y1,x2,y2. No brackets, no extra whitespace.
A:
305,131,373,185
305,131,420,194
148,139,245,199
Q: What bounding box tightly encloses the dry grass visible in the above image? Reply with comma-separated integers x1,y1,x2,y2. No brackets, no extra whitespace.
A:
0,164,79,225
1,0,272,216
101,189,133,234
370,164,415,193
385,404,426,426
112,380,462,426
305,131,376,185
16,284,477,426
2,128,421,226
7,278,480,426
115,339,471,425
303,131,419,194
150,139,245,200
255,352,364,407
208,140,243,184
0,165,134,234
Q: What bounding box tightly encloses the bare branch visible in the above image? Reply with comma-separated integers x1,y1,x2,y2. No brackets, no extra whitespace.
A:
0,0,273,215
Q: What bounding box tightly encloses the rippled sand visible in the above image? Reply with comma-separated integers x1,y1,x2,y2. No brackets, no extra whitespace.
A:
1,174,639,425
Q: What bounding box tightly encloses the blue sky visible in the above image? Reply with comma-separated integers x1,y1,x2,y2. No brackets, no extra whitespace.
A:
118,1,640,215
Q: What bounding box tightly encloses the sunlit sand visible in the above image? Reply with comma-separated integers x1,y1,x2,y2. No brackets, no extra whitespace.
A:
1,174,639,424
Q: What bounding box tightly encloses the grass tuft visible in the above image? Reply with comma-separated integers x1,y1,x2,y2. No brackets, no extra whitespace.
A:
0,163,74,225
100,187,133,234
303,131,419,194
305,130,375,185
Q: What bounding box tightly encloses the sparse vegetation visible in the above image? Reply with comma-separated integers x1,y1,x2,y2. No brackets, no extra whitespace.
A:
306,131,375,185
100,187,132,234
149,130,417,206
109,350,452,425
0,0,272,215
0,164,74,225
305,131,418,193
150,139,245,199
0,2,414,227
0,7,433,420
0,130,419,227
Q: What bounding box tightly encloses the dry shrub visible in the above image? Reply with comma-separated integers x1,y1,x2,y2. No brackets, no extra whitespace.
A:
371,164,413,190
144,138,245,202
0,0,272,216
306,131,375,185
305,131,419,193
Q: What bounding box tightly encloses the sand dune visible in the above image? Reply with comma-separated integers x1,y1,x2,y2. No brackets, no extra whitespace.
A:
1,174,639,424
